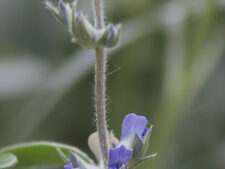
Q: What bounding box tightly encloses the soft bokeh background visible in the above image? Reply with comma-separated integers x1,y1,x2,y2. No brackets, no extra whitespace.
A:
0,0,225,169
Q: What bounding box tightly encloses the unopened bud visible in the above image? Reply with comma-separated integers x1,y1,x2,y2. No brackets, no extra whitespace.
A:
58,0,68,24
73,12,96,48
97,24,121,48
45,0,121,49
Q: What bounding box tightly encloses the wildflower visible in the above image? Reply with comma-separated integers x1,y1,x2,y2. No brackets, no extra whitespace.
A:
121,113,149,141
119,113,150,160
108,113,156,169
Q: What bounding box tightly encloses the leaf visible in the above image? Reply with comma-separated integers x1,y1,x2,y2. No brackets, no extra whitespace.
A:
0,153,17,169
0,141,94,168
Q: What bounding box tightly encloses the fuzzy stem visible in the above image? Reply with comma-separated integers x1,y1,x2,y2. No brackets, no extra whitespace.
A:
95,47,109,166
93,0,109,167
93,0,105,29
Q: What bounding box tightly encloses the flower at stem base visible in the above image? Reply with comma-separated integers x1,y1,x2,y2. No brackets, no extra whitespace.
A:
120,113,149,141
108,113,154,169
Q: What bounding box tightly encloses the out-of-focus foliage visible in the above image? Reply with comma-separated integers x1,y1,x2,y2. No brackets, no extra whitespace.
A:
0,0,224,169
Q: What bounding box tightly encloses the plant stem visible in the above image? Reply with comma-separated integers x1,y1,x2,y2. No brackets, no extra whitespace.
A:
93,0,109,167
95,47,109,166
93,0,105,29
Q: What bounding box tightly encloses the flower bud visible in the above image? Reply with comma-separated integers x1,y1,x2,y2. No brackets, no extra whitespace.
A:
58,0,68,24
46,0,121,49
73,12,96,48
45,0,73,27
97,24,121,48
45,1,63,24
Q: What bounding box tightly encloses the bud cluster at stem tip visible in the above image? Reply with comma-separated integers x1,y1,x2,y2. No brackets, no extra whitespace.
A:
45,0,121,49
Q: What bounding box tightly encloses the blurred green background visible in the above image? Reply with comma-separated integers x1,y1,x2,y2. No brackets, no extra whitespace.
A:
0,0,224,169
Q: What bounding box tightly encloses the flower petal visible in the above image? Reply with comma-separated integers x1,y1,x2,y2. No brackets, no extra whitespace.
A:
108,145,132,169
120,113,148,141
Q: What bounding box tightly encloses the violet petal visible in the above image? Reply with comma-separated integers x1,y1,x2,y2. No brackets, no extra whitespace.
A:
120,113,148,141
108,145,132,169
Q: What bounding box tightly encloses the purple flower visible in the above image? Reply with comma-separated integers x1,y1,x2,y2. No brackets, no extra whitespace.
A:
108,145,132,169
108,113,151,168
120,113,149,141
120,113,150,160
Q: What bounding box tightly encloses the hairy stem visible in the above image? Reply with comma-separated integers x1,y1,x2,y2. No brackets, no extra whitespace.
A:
93,0,109,167
95,47,109,166
93,0,105,29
